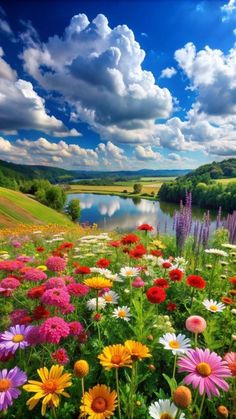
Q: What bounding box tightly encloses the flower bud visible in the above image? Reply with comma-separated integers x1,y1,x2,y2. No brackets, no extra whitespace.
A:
148,364,156,372
217,405,229,418
74,360,89,378
147,335,154,341
173,386,192,409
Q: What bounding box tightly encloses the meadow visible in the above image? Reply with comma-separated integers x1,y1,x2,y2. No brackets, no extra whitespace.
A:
0,214,235,418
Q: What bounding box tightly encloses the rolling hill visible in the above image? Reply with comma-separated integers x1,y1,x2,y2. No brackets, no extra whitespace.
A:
0,188,73,228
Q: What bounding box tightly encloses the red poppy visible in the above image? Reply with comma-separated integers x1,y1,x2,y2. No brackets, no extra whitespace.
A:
229,276,236,288
166,302,177,311
121,233,140,245
150,249,163,257
154,278,169,288
109,240,121,248
186,275,206,289
129,244,147,259
137,224,154,231
27,285,46,299
96,258,111,268
146,286,166,304
36,246,45,252
32,305,50,320
162,261,172,269
169,268,184,282
75,266,91,275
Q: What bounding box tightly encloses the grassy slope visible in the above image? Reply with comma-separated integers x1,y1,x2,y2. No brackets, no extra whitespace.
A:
0,188,73,228
215,178,236,185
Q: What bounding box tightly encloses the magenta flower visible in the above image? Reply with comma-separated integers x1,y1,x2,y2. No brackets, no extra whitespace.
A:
41,287,70,308
23,268,47,282
0,277,20,294
69,321,84,336
45,277,66,289
52,348,69,365
67,282,89,296
39,316,70,344
46,256,66,272
0,325,33,357
10,309,29,326
0,366,27,411
178,348,231,398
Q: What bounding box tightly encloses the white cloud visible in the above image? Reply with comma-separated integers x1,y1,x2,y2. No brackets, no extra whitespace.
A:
135,145,162,160
21,13,173,145
221,0,236,21
160,67,177,79
0,18,13,36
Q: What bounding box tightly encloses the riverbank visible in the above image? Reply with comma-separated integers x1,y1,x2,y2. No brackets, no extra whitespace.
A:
67,186,156,201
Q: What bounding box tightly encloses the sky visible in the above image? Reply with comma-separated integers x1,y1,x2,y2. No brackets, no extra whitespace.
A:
0,0,236,171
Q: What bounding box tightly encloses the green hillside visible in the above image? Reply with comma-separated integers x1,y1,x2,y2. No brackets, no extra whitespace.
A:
0,188,73,228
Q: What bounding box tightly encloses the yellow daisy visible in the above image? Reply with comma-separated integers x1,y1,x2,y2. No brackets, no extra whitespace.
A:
84,277,113,290
152,239,166,249
98,344,132,370
124,340,152,361
23,365,72,416
80,384,117,418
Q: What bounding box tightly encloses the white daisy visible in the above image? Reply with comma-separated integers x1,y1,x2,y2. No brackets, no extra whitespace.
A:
205,248,228,257
119,267,140,278
222,243,236,250
174,256,188,268
202,299,225,312
149,399,185,419
86,297,106,311
112,306,131,321
103,291,119,304
159,333,191,355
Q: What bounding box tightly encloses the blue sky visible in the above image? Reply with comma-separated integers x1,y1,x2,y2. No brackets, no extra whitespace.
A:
0,0,236,170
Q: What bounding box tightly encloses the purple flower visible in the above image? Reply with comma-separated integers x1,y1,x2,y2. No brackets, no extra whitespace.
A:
0,366,27,411
0,324,33,357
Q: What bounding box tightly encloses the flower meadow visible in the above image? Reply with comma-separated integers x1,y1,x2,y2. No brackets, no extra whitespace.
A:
0,224,235,419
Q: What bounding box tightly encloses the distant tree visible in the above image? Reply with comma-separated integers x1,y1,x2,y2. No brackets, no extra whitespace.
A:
133,183,142,194
67,199,81,221
44,186,66,211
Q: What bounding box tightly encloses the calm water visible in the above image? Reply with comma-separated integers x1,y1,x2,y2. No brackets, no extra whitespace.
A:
67,193,219,234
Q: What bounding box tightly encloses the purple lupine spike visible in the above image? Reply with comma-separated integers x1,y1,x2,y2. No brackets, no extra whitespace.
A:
223,211,236,244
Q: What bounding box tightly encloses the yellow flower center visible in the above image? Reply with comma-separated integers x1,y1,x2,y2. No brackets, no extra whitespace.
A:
209,305,218,311
169,340,180,349
160,413,173,419
12,334,24,343
105,295,113,302
196,362,212,377
126,271,133,276
91,396,107,413
111,355,122,365
42,379,58,394
0,378,11,392
118,310,126,318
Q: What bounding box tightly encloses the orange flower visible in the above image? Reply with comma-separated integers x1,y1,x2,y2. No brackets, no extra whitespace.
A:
98,344,132,370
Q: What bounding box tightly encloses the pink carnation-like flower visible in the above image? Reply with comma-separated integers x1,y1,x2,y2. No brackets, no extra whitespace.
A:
224,352,236,376
23,268,47,282
63,275,75,285
46,256,66,272
11,240,21,248
10,309,29,325
0,260,24,272
39,317,70,344
45,277,66,289
178,348,231,398
16,255,33,263
67,283,89,297
27,326,44,345
52,348,69,365
41,287,70,308
0,277,20,293
69,321,84,336
61,303,75,314
185,315,207,334
132,276,145,288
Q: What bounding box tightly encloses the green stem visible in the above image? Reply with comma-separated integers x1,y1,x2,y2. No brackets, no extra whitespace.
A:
52,405,57,419
81,377,85,398
198,392,206,418
172,354,177,379
115,369,122,419
194,332,198,348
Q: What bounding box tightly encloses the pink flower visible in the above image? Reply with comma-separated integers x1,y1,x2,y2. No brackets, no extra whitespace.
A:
41,287,70,308
67,283,89,297
185,316,207,334
27,326,44,345
45,277,66,289
16,255,33,263
39,317,70,344
61,303,75,314
10,309,29,325
24,268,47,282
0,260,24,272
224,352,236,376
178,348,231,398
132,276,145,288
0,277,20,293
52,348,69,365
46,256,66,272
11,240,21,248
69,321,84,336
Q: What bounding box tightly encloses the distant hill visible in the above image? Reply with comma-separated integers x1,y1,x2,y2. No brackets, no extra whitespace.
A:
184,158,236,180
0,188,73,228
72,169,191,179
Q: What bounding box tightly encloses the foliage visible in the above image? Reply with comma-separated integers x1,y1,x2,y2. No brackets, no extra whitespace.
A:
67,198,81,221
133,183,143,194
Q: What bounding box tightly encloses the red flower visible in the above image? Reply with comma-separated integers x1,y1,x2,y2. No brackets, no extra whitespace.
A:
32,305,50,320
27,285,46,299
121,233,140,245
137,223,153,231
169,268,184,282
186,275,206,289
129,244,147,259
162,261,172,269
58,242,74,251
146,286,166,304
75,266,91,275
150,249,163,257
96,258,111,268
19,316,33,324
109,240,121,248
154,278,169,288
166,302,177,311
229,276,236,288
36,246,45,252
221,296,233,305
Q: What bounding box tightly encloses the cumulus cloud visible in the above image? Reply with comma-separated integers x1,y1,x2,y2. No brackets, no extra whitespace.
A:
135,145,162,160
221,0,236,21
160,67,177,79
21,13,173,144
0,49,77,135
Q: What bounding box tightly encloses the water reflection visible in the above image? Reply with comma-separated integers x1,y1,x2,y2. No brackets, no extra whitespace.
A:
67,193,218,234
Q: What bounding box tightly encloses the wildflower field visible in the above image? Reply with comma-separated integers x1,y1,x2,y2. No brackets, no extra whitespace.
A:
0,220,235,419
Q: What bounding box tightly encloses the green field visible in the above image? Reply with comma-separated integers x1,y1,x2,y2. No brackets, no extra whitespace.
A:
0,188,73,228
215,178,236,184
